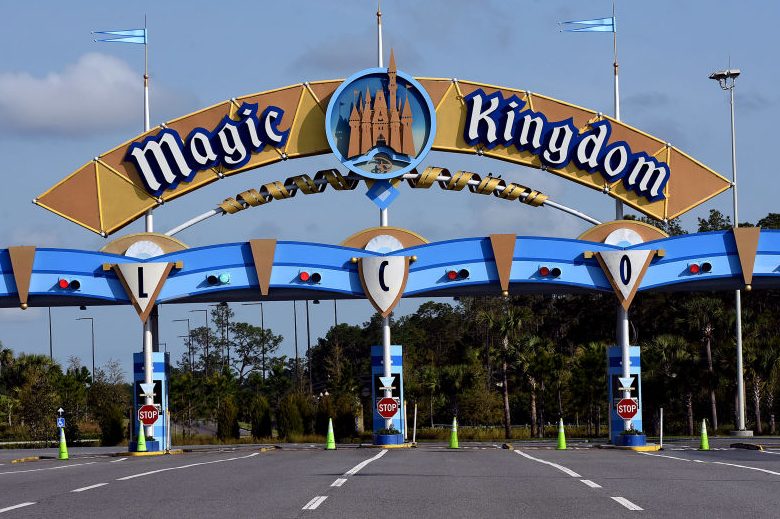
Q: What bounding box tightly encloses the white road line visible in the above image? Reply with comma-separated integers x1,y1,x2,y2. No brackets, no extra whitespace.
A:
639,452,694,463
116,452,259,481
0,502,36,514
71,483,108,493
110,457,127,463
611,496,643,511
0,461,97,476
514,450,581,478
302,496,328,510
712,461,780,476
343,449,387,476
761,450,780,455
331,478,347,487
580,479,602,488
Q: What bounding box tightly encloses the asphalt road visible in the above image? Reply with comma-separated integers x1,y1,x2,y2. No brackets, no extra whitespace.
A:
2,440,780,518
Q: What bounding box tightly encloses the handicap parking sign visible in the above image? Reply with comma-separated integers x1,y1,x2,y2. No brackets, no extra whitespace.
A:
57,417,65,428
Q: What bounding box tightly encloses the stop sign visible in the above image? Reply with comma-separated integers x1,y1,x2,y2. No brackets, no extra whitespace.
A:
616,398,638,420
138,404,160,425
376,397,399,419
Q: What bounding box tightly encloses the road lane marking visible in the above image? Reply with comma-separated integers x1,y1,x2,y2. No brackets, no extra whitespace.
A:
0,502,36,513
580,479,601,488
611,496,643,511
302,496,328,510
514,450,581,477
639,452,694,462
343,449,387,476
0,461,97,476
116,452,259,481
331,478,347,487
712,461,780,476
71,483,108,493
110,458,127,463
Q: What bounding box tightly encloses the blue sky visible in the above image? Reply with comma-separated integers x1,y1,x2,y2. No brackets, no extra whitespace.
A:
0,0,777,379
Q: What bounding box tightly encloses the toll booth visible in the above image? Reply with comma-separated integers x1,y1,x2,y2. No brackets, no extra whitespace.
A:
371,345,405,435
607,346,642,444
130,351,170,451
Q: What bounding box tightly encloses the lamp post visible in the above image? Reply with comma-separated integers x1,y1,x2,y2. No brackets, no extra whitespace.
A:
709,67,751,436
242,302,267,380
190,309,209,374
75,317,95,379
48,307,53,360
173,318,192,370
208,302,230,371
293,301,300,389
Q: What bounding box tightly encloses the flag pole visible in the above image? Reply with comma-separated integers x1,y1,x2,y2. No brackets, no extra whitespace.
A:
143,14,153,233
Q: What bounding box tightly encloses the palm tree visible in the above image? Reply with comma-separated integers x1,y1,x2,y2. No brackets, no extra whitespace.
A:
516,335,553,437
478,303,525,439
679,297,726,431
645,334,699,435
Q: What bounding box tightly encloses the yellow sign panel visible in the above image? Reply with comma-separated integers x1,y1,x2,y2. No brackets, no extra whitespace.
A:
35,78,730,236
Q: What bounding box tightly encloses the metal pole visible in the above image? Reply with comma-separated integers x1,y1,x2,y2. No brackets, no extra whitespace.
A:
413,402,418,444
91,319,95,378
260,302,266,381
659,407,664,449
334,300,338,326
293,301,299,389
48,307,53,360
306,300,312,394
730,84,747,433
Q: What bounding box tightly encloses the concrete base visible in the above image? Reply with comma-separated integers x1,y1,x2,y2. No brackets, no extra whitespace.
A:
729,429,754,437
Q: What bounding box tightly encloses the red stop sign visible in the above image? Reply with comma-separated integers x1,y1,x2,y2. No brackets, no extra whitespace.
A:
138,404,160,425
616,398,638,420
376,397,399,419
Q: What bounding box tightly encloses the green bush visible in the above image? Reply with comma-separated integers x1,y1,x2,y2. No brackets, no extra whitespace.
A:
98,405,125,446
292,393,316,435
333,394,357,440
217,397,240,440
277,394,303,439
315,397,334,435
249,394,273,439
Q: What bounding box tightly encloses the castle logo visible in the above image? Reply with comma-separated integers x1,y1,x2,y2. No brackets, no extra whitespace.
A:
326,51,436,180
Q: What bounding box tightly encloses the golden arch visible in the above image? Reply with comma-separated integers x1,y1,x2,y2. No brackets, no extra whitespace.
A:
35,78,730,236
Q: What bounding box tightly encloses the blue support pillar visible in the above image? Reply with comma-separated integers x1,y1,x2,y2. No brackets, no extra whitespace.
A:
607,346,642,444
371,345,404,434
131,351,170,451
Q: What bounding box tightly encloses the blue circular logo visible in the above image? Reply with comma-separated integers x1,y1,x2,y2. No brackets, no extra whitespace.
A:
325,63,436,180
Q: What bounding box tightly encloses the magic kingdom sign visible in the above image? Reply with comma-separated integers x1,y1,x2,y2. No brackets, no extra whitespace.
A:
35,52,730,236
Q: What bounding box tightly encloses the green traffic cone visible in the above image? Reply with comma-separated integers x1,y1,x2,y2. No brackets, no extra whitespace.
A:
58,427,69,460
449,417,459,449
699,419,709,451
136,421,147,453
557,418,567,450
325,418,336,450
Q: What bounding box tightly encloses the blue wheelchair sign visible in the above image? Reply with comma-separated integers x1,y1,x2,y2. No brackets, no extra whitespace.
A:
57,417,65,428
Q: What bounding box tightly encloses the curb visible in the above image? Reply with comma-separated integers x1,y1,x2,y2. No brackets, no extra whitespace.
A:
360,443,414,449
114,449,185,457
11,456,53,464
597,444,662,452
731,442,764,451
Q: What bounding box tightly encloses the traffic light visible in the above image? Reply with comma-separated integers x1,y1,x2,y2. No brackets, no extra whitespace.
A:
57,278,81,290
688,261,712,274
538,266,562,278
446,269,470,281
298,271,322,283
206,272,231,285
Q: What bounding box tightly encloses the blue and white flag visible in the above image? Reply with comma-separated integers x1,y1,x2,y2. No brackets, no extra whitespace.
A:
93,28,146,45
560,16,615,33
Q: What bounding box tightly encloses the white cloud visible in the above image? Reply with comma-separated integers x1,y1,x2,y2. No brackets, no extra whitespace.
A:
0,53,193,138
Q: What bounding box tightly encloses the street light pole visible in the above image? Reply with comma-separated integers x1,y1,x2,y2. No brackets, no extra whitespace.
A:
76,317,95,378
709,67,750,435
306,300,313,394
293,301,300,389
48,307,53,361
242,302,266,380
173,318,192,370
190,309,209,374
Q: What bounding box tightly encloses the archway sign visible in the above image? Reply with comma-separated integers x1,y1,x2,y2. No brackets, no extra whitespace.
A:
4,49,780,448
33,53,730,237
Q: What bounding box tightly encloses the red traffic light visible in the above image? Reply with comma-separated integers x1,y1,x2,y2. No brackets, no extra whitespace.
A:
58,278,80,290
538,266,561,278
689,262,712,274
446,269,470,281
299,271,321,283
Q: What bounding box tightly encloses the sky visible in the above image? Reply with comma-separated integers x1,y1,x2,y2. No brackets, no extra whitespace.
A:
0,0,778,380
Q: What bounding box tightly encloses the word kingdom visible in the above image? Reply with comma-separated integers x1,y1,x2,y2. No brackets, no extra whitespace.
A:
126,103,289,196
463,89,669,202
